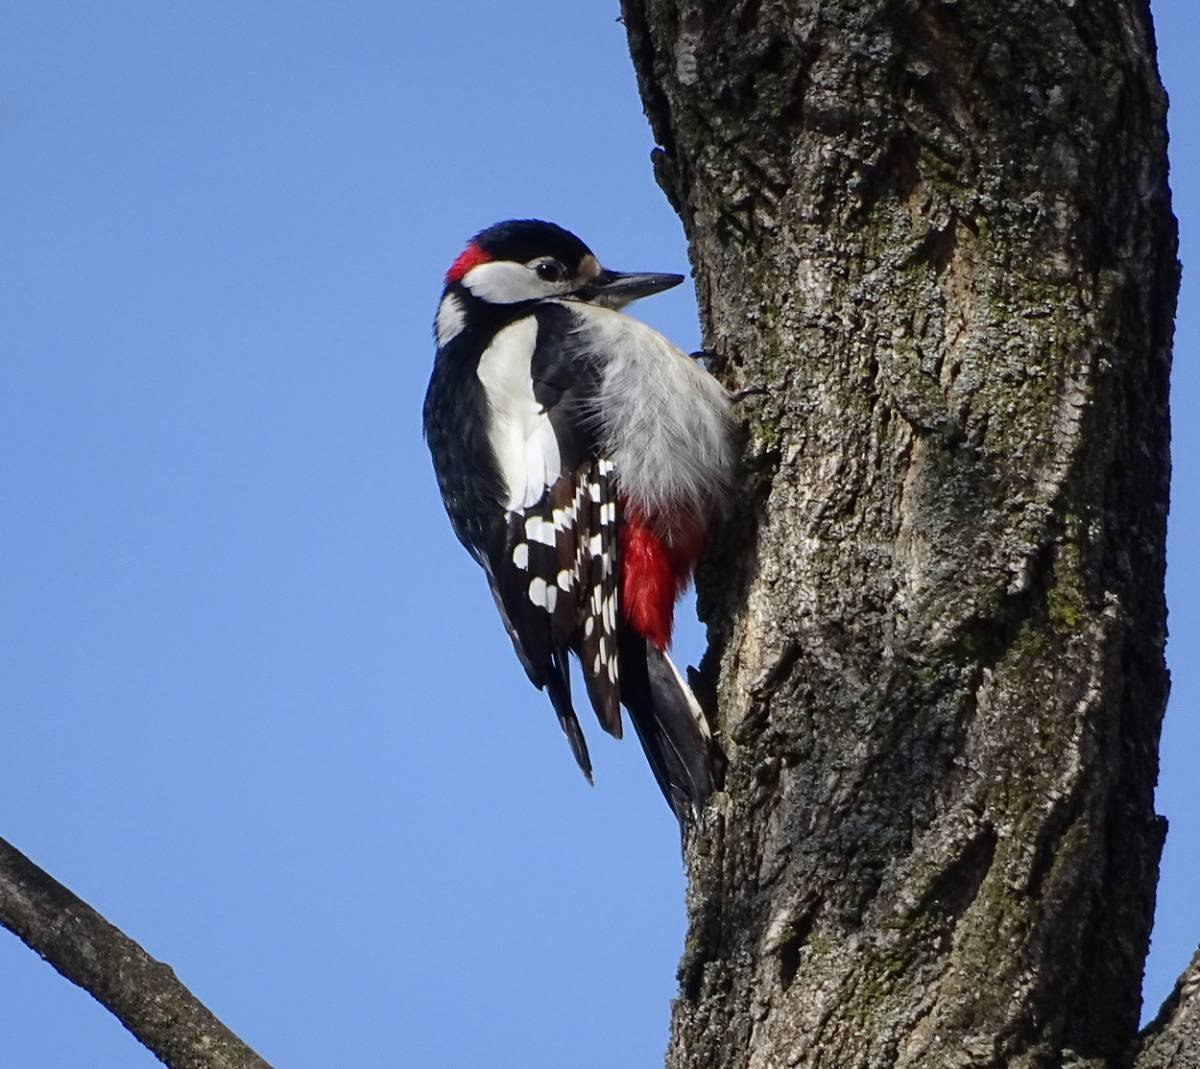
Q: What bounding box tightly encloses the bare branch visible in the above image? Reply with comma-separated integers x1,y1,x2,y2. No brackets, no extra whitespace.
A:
1136,949,1200,1069
0,835,271,1069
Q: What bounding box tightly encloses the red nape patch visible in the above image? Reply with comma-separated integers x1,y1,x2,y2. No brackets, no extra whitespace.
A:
445,243,491,284
620,517,681,651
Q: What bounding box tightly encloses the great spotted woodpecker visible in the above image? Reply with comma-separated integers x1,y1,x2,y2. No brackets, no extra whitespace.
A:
422,220,735,823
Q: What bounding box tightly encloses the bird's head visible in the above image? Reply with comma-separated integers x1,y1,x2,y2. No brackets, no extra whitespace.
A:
443,219,684,310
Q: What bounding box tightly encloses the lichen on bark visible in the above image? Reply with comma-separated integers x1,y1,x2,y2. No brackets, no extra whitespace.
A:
619,1,1180,1065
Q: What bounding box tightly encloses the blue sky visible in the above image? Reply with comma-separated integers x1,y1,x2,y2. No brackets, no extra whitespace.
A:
1,3,1195,1065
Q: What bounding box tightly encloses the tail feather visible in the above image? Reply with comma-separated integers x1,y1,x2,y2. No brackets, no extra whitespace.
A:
618,631,721,824
545,648,593,784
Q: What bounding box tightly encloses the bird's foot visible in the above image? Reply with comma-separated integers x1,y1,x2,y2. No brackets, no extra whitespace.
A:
732,384,769,403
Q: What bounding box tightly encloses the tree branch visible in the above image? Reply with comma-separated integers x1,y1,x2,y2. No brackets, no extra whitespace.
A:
1136,949,1200,1069
0,835,271,1069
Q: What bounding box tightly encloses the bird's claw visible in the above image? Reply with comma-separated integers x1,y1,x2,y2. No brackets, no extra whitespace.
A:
732,384,769,403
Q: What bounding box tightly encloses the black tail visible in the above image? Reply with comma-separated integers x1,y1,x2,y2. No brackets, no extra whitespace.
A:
618,631,723,825
544,648,593,784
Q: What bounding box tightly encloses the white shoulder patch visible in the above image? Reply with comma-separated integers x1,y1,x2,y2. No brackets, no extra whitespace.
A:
435,293,466,346
476,317,561,510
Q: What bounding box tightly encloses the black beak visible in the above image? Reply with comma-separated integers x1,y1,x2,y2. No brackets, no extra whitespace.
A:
580,269,685,307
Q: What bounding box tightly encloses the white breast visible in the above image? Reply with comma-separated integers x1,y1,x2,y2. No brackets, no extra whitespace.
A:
561,303,734,528
476,317,561,511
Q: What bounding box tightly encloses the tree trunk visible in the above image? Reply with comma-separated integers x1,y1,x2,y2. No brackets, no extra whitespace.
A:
619,1,1180,1066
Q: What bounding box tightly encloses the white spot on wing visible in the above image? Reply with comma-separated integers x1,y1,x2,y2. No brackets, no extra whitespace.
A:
529,577,548,608
525,515,556,547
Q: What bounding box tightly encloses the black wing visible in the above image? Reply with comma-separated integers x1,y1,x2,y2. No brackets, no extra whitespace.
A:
478,305,623,777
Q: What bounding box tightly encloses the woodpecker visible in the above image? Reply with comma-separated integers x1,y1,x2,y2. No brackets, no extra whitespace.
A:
422,220,735,823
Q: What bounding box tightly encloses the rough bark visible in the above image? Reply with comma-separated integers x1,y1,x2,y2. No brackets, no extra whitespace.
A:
618,1,1180,1066
1137,949,1200,1069
0,836,271,1069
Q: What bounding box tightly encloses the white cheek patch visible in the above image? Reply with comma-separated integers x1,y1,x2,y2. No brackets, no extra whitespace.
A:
463,261,554,304
435,293,466,346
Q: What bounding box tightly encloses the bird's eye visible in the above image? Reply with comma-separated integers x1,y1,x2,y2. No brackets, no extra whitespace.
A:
535,260,566,283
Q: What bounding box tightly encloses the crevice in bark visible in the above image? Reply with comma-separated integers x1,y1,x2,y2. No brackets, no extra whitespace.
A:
915,823,997,922
777,898,820,993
